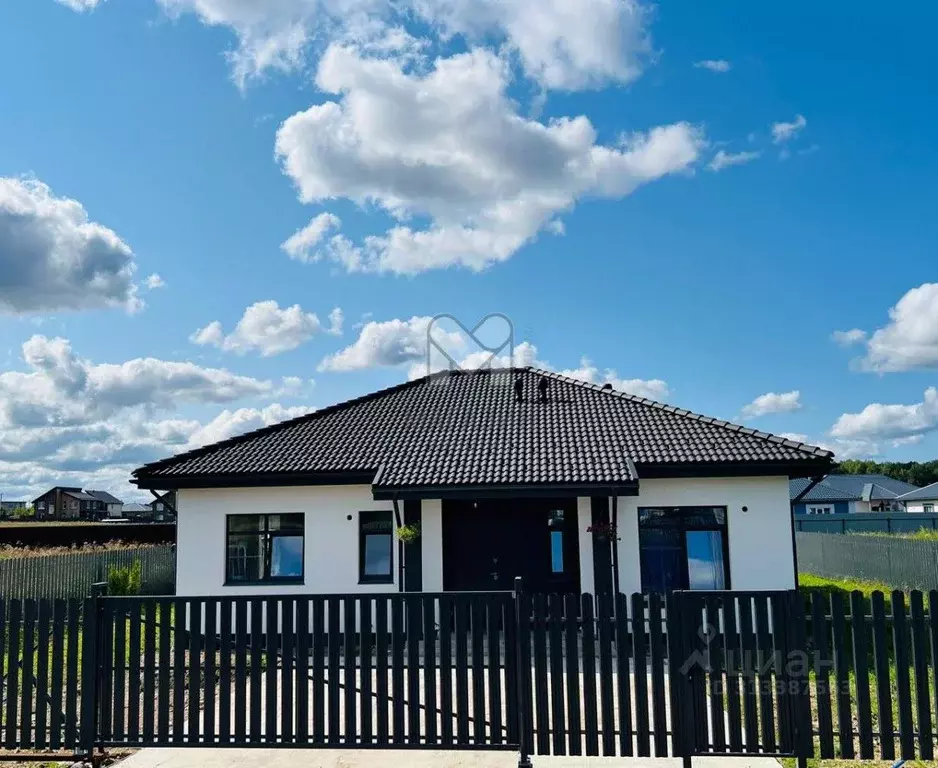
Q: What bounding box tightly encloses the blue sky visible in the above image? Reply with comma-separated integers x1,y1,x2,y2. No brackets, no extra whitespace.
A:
1,0,937,500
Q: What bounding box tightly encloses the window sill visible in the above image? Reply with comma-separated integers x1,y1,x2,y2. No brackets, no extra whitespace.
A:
223,578,305,587
358,577,394,586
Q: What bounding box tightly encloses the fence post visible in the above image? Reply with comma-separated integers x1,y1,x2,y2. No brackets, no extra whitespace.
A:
513,577,532,768
78,591,102,759
666,591,693,767
786,590,813,768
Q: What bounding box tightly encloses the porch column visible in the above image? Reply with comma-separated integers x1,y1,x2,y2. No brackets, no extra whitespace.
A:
403,499,422,592
590,497,613,594
421,499,444,592
577,497,594,594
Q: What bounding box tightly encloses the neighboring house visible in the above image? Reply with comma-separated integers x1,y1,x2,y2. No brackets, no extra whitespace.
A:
0,499,28,516
790,474,921,515
897,482,938,514
132,368,833,596
122,502,152,519
86,490,124,518
150,491,177,522
31,487,97,520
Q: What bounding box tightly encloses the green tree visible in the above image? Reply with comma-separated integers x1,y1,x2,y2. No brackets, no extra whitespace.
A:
836,459,938,486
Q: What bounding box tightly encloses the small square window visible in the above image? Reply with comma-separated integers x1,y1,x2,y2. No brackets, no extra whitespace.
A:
359,510,393,584
924,503,935,514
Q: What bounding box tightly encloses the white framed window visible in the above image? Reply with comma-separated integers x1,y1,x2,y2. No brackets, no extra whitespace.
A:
807,505,834,515
925,503,935,514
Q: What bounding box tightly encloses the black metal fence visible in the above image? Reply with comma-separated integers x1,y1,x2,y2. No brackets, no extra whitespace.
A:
3,586,938,764
794,512,938,534
797,531,938,590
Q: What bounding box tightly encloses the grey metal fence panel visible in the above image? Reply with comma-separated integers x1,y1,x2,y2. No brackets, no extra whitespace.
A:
794,512,938,534
0,545,175,599
796,532,938,590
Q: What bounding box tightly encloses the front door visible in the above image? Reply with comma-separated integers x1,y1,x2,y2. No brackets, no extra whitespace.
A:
442,498,580,593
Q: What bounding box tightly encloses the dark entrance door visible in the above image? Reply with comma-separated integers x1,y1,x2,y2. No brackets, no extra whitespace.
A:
442,497,580,593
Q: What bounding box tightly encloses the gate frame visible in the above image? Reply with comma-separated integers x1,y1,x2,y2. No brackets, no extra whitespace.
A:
667,589,813,767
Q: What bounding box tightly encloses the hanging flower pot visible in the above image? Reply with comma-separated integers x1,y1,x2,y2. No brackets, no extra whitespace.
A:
397,523,421,544
587,522,619,542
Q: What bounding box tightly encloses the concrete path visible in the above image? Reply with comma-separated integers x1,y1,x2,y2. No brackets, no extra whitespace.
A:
116,747,782,768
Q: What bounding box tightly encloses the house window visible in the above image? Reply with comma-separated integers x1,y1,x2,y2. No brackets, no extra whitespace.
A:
225,514,304,584
639,507,728,592
549,510,565,574
806,505,834,515
925,504,935,514
359,511,393,584
37,502,45,510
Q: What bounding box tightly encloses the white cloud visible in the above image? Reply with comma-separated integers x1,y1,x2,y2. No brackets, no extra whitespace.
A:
708,149,761,172
145,273,166,289
832,328,867,347
185,403,315,447
147,0,652,90
858,283,938,372
276,44,704,274
831,387,938,442
771,114,807,144
55,0,101,9
320,323,670,400
327,307,344,335
557,357,669,400
318,316,453,372
741,390,802,418
0,335,272,429
694,59,731,73
0,177,141,315
0,335,299,500
280,212,342,262
191,300,332,356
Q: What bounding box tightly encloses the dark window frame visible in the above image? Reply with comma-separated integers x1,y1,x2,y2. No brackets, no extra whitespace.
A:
225,513,305,586
359,510,394,585
638,506,731,592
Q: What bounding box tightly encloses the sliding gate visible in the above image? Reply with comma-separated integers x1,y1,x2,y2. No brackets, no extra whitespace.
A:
92,592,521,752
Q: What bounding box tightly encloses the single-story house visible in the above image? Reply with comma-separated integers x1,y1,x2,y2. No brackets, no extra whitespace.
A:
132,367,834,596
897,482,938,514
790,473,920,515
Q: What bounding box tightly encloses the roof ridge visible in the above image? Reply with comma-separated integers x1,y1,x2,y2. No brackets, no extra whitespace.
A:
525,366,834,460
132,371,453,477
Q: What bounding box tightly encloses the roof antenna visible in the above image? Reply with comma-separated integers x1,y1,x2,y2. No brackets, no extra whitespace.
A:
538,376,549,403
514,377,523,403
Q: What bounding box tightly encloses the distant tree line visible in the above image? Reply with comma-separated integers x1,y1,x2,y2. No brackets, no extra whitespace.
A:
836,459,938,487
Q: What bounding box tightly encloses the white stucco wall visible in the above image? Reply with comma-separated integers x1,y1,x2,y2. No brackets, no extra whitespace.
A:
177,484,399,596
614,476,796,594
177,476,795,597
906,500,938,513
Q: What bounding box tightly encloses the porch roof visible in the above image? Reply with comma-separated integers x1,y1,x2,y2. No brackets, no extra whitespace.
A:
131,367,834,493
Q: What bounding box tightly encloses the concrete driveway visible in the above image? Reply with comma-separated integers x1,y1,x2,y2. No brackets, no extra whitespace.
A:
116,747,782,768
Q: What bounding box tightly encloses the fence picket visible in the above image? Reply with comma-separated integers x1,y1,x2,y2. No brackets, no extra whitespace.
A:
295,599,310,745
203,599,217,746
345,597,358,746
4,600,21,749
265,599,278,744
20,599,36,749
909,591,932,760
374,597,389,745
128,603,142,744
630,592,650,757
647,593,668,757
531,593,549,754
848,591,873,759
311,597,325,744
248,599,263,745
483,596,499,746
35,600,51,750
412,596,426,745
892,591,915,759
438,596,453,747
597,593,615,756
548,593,565,755
870,591,894,759
48,600,65,750
359,598,373,746
232,600,247,743
706,597,726,753
809,591,835,758
829,591,854,759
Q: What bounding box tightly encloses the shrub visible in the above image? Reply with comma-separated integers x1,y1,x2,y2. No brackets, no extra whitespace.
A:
107,559,142,595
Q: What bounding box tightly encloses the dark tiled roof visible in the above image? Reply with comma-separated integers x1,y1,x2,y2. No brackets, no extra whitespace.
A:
86,490,123,505
133,367,834,490
789,478,858,502
790,473,921,502
897,481,938,502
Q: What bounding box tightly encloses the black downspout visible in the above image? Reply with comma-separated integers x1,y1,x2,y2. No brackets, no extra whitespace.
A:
611,496,620,596
790,475,826,589
392,497,404,593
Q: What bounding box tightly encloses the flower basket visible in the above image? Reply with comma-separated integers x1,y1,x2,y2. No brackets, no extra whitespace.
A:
397,523,421,543
587,522,619,542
